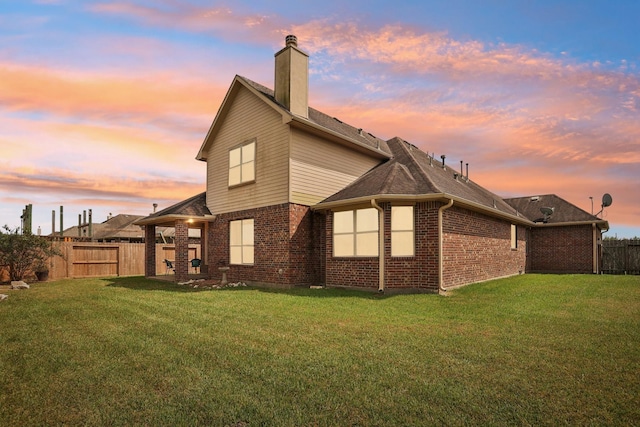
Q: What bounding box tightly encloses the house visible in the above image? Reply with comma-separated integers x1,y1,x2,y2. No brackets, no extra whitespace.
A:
136,35,608,292
54,212,201,243
504,194,606,274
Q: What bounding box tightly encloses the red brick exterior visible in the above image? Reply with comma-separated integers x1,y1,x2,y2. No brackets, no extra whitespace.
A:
207,203,322,286
324,202,526,292
202,200,594,292
442,206,526,288
174,220,189,282
144,224,156,276
528,224,596,273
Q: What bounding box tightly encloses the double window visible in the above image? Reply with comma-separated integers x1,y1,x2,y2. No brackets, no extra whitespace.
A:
228,140,255,187
230,219,254,265
333,208,379,257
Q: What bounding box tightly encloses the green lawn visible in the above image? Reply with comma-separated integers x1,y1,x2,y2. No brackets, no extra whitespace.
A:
1,274,638,426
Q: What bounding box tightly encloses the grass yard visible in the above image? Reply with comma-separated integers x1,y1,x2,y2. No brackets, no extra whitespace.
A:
0,274,638,426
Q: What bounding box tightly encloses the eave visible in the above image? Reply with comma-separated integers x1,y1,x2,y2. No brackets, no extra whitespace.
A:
313,193,534,226
134,214,216,228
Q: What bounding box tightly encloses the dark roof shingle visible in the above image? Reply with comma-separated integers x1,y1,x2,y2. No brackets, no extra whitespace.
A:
504,194,599,224
321,137,518,216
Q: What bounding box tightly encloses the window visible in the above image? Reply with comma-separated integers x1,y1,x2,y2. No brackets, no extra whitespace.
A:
391,206,414,257
228,140,255,186
511,224,517,249
230,218,254,265
333,208,378,257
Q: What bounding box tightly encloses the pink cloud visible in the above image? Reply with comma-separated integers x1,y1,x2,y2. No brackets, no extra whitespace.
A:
89,1,279,42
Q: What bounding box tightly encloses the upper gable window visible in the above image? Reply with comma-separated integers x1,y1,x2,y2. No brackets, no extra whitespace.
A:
228,140,256,187
333,208,379,257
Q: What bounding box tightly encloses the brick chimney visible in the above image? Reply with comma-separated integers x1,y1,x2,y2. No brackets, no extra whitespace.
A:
274,35,309,118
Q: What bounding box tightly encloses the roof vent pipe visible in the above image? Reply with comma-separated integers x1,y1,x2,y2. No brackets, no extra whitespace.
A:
440,154,446,169
460,160,463,178
466,163,469,180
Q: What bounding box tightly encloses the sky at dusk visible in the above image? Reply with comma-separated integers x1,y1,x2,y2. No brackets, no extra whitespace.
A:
1,0,639,237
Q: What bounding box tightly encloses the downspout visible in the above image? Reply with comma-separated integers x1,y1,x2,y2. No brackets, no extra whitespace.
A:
438,199,454,293
371,199,385,293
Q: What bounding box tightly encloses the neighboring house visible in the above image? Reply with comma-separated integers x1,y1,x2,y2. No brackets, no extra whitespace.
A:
137,35,608,291
54,213,201,243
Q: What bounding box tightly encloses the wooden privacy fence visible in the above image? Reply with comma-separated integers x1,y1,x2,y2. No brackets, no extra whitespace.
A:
602,239,640,275
42,242,201,280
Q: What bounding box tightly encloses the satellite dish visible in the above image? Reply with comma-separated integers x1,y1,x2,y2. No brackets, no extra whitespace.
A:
540,207,554,216
602,193,612,208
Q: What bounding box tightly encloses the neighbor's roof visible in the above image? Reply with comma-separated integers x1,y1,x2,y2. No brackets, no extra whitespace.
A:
196,75,391,161
134,192,213,227
55,214,145,239
315,137,526,222
504,194,608,228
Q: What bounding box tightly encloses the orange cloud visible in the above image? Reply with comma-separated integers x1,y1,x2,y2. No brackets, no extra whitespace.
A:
0,61,225,122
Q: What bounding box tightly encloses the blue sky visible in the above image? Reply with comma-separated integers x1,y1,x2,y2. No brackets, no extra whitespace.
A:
1,0,638,237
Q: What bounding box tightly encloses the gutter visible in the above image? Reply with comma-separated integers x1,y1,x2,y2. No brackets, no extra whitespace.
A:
438,198,454,293
371,199,385,293
313,193,532,227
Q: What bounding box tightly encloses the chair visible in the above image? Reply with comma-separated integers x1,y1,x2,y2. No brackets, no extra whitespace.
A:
164,259,175,275
190,258,201,274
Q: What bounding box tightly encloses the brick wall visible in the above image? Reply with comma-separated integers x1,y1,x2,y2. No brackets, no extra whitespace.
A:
144,224,156,277
207,203,320,286
324,202,525,291
442,206,526,288
325,202,441,291
174,220,189,281
528,224,594,273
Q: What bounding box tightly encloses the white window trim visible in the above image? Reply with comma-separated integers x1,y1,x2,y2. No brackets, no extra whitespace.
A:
228,139,256,187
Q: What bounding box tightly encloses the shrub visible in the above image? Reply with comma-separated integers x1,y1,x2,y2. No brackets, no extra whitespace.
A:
0,225,62,282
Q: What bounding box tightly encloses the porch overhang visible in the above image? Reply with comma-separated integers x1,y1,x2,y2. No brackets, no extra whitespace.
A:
134,214,216,228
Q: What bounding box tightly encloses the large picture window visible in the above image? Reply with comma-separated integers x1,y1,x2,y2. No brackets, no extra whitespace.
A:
391,206,414,257
230,218,254,265
228,140,255,186
333,208,378,257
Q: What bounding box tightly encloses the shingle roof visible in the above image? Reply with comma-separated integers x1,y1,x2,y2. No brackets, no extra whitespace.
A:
144,192,210,219
134,192,212,227
504,194,600,224
238,76,391,155
54,214,145,239
320,137,519,217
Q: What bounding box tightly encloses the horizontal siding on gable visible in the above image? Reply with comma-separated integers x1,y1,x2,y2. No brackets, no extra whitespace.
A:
206,86,289,214
290,128,382,205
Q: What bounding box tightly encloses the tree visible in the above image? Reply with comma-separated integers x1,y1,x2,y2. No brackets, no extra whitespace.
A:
0,225,62,282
